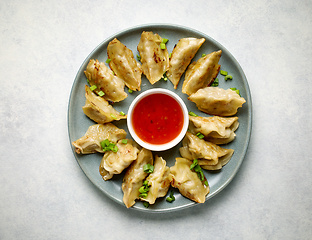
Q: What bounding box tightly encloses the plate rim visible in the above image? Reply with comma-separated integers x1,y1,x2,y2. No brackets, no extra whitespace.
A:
67,23,253,213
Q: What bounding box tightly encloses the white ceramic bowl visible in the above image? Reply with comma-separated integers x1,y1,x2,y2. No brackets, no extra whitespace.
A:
127,88,189,151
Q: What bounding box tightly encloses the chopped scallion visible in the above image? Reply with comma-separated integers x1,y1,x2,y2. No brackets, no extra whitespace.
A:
128,89,133,93
169,53,172,58
120,111,126,116
189,111,198,117
166,191,175,203
190,159,207,185
106,59,111,64
143,164,154,173
202,53,206,57
90,85,97,91
143,202,150,208
121,139,128,144
224,75,233,81
196,132,205,139
230,87,240,96
160,42,166,50
220,70,228,76
110,114,117,120
98,90,105,96
100,139,118,152
211,78,219,87
162,38,169,44
136,54,141,61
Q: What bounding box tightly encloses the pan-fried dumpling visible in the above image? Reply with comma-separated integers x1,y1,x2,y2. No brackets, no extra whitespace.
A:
137,31,169,85
188,115,239,144
182,50,222,96
170,157,210,203
122,148,153,208
107,38,142,91
167,38,205,89
72,123,127,154
179,132,234,170
82,85,127,124
141,156,171,205
188,87,246,116
99,139,140,180
84,59,127,102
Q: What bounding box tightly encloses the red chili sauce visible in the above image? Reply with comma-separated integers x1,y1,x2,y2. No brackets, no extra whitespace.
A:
132,93,184,145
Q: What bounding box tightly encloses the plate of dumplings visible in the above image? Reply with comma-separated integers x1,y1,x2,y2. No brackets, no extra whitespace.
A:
68,24,252,212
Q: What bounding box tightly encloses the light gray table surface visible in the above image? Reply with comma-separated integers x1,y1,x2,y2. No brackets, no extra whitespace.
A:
1,0,311,239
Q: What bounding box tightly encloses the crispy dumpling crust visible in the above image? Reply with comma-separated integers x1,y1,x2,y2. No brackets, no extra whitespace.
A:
182,50,222,96
107,38,142,91
84,59,127,102
170,157,210,203
72,123,127,154
188,87,246,116
167,38,205,89
137,31,169,85
82,85,127,124
188,115,239,144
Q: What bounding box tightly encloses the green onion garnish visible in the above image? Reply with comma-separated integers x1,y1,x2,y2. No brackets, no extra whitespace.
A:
196,132,205,139
160,42,166,50
136,54,141,61
143,202,150,208
189,111,198,117
100,139,118,152
224,75,233,81
87,79,90,85
211,78,219,87
120,111,126,116
128,89,133,93
230,87,240,96
110,114,117,120
98,90,105,96
143,164,154,173
201,53,206,57
139,180,151,198
121,139,128,144
190,159,208,185
90,85,97,91
220,70,228,76
162,38,169,44
166,191,175,203
169,53,172,58
106,59,111,64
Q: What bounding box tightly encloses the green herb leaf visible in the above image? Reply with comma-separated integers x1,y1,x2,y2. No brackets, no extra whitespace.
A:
120,111,126,116
90,85,97,91
98,90,105,96
220,70,228,76
128,89,133,93
211,78,219,87
224,75,233,81
201,53,206,57
160,42,166,50
196,132,205,139
100,139,118,152
121,139,128,144
162,38,169,44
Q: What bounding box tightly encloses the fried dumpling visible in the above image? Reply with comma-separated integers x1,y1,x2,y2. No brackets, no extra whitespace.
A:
188,87,246,116
82,85,127,124
141,156,171,205
167,38,205,89
99,139,140,180
122,148,153,208
84,59,127,102
182,50,222,96
72,123,127,154
170,157,210,203
137,31,169,84
107,38,142,91
188,115,239,144
179,132,234,170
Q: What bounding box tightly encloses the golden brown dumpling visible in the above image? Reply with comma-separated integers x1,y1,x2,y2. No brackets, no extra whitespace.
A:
107,38,142,91
188,115,239,144
137,31,169,84
72,123,127,154
188,87,246,116
170,157,210,203
84,59,127,102
122,148,153,208
167,37,205,89
182,50,222,96
82,85,127,124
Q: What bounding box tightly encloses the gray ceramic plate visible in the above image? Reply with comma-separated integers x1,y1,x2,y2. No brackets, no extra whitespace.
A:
68,24,252,212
